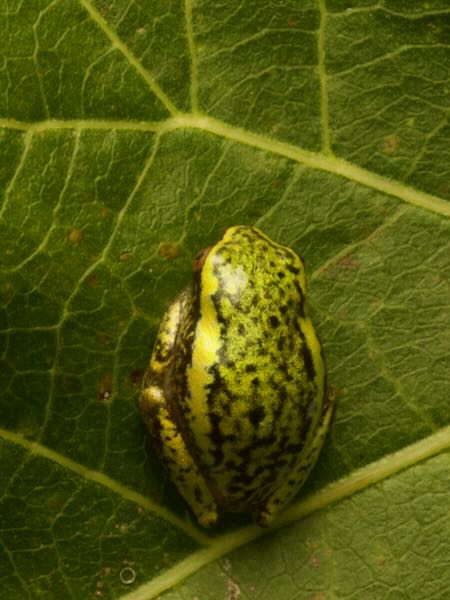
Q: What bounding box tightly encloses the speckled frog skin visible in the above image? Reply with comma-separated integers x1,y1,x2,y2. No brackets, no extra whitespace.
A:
140,226,333,527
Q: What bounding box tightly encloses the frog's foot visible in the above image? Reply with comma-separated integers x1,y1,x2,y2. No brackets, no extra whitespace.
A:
140,385,218,528
198,510,218,528
256,394,335,526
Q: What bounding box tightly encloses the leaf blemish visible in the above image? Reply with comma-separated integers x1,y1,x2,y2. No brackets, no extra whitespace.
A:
383,134,400,155
119,251,132,262
130,369,145,386
159,242,180,258
98,372,113,401
67,228,84,245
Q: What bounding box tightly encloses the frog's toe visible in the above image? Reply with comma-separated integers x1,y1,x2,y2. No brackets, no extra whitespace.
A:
198,509,218,528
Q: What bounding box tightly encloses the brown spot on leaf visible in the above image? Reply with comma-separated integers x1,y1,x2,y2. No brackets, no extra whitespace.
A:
371,297,382,309
119,251,132,262
130,369,145,386
271,178,282,189
337,254,360,271
383,134,399,155
97,332,112,346
159,242,180,258
86,273,100,288
67,228,84,245
62,375,80,391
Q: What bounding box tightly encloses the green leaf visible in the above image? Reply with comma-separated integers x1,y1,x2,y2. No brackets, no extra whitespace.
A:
1,1,449,599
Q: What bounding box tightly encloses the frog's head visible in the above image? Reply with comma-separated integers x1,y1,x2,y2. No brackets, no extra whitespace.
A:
217,226,308,298
190,226,309,325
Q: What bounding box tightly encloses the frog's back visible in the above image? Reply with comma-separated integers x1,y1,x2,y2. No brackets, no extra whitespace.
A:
183,227,325,510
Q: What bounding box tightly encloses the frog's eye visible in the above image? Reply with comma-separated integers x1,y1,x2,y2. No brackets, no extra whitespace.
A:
193,247,211,272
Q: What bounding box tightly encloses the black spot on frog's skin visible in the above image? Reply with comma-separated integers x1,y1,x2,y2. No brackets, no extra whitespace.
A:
252,465,266,478
236,469,255,486
205,363,226,398
245,363,257,373
286,263,301,275
227,482,245,494
272,397,284,421
248,405,265,426
301,340,316,382
251,377,260,387
194,486,203,502
257,341,269,356
222,401,232,416
269,315,280,328
277,270,286,279
279,303,288,314
298,294,306,319
208,412,226,466
153,340,168,364
294,280,306,318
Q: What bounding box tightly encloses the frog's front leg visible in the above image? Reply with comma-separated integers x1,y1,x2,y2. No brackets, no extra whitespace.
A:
140,294,218,528
257,392,335,526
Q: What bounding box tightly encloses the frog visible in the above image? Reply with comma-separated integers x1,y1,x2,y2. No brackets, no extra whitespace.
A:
140,225,333,527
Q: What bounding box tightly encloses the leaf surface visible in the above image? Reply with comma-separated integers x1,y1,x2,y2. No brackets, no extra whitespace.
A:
0,1,449,599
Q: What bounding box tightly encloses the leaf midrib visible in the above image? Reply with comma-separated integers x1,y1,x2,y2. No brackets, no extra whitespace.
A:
119,424,450,600
1,114,449,219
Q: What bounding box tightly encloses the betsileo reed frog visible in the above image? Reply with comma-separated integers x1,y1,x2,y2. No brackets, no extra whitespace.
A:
140,226,334,527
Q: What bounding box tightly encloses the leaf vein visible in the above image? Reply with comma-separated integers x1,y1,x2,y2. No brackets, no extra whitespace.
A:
77,0,177,115
184,0,199,113
1,116,449,217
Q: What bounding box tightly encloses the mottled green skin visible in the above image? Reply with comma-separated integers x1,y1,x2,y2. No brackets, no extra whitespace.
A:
140,226,333,527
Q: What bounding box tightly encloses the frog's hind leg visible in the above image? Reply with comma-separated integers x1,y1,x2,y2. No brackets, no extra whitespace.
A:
140,294,218,528
140,386,218,527
257,393,335,527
